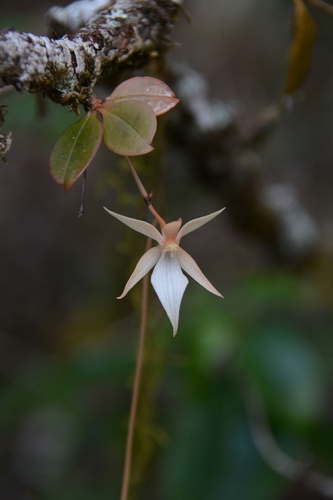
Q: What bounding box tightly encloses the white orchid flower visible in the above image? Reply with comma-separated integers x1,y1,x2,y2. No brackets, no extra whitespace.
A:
104,207,225,336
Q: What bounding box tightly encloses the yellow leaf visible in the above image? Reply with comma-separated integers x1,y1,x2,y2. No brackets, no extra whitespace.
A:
284,0,317,95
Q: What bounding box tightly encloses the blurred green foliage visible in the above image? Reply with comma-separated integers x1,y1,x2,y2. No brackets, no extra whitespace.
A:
2,270,331,499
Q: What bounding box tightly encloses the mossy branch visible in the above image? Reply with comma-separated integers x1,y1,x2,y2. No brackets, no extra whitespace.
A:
0,0,181,109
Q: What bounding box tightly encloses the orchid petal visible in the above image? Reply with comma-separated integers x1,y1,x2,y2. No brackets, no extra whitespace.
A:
117,246,162,299
104,207,164,245
151,252,188,336
178,249,223,298
162,219,182,241
176,208,225,243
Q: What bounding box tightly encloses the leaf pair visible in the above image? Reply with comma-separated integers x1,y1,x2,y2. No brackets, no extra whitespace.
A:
50,77,179,190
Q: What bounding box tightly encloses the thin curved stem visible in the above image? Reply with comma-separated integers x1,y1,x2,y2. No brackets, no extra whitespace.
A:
244,382,333,498
120,237,151,500
124,156,166,227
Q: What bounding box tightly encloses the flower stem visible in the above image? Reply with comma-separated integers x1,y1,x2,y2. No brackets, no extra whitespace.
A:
124,156,166,227
120,238,151,500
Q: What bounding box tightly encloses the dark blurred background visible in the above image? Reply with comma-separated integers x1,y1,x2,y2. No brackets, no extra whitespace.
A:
1,1,333,499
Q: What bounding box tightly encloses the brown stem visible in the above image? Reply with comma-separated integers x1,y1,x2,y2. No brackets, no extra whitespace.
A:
120,236,151,500
124,156,166,227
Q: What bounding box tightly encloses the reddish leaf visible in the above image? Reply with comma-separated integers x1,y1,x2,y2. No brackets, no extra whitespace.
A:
100,100,157,156
50,112,103,190
104,76,179,116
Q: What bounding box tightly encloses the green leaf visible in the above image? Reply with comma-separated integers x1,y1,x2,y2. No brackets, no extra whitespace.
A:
49,112,103,191
105,76,179,116
283,0,317,95
100,100,157,156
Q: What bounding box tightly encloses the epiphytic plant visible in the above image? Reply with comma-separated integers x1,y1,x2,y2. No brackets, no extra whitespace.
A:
49,72,224,500
49,76,179,190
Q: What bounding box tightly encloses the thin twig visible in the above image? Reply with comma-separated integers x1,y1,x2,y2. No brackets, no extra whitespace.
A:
120,236,152,500
245,384,310,479
244,383,333,498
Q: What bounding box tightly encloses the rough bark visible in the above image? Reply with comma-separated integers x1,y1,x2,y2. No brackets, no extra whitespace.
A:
46,0,113,36
0,0,181,108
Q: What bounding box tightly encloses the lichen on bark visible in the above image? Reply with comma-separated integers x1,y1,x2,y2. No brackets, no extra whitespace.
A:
0,0,181,108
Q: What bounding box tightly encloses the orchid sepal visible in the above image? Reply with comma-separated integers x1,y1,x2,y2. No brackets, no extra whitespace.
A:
103,207,164,245
176,208,225,242
177,249,223,298
117,246,162,299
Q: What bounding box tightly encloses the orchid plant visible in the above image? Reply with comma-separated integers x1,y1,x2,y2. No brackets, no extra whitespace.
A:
49,76,224,500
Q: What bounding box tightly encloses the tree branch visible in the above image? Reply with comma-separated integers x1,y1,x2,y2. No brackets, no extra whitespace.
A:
244,383,333,498
169,64,319,264
46,0,113,36
0,0,181,109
